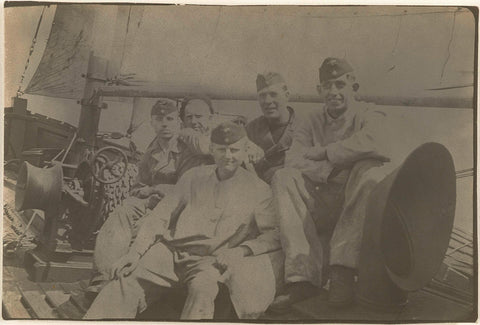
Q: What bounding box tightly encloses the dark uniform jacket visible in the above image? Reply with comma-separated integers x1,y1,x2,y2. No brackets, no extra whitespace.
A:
245,106,295,183
136,132,214,187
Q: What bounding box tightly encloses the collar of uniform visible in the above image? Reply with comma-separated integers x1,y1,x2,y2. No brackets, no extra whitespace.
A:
283,106,295,127
208,164,246,185
286,106,295,129
265,106,295,128
150,136,181,160
323,104,357,125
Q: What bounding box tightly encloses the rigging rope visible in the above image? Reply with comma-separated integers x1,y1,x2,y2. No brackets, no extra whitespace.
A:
118,5,132,73
440,8,460,81
16,5,47,97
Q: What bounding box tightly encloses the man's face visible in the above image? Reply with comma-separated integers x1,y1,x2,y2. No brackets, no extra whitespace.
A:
210,139,247,175
320,74,356,114
150,111,181,139
257,83,289,120
184,100,212,133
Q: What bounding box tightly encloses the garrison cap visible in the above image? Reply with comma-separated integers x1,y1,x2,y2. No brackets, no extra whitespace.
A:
211,121,246,145
151,99,178,116
256,71,286,92
232,115,248,127
319,57,354,83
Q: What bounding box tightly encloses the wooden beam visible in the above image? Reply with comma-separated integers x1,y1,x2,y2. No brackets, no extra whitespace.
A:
97,85,473,109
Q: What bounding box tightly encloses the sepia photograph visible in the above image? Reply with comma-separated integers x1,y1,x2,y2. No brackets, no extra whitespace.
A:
2,2,477,322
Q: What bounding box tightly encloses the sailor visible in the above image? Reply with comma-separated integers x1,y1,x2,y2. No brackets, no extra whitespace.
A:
246,72,296,184
87,97,215,296
175,95,216,175
84,122,282,320
269,57,390,310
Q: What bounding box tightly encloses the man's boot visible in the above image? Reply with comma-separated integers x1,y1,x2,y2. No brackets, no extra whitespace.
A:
327,265,355,307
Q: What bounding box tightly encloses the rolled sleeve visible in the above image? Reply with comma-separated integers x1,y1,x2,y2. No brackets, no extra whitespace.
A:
325,109,390,165
284,113,334,183
286,141,334,183
180,129,211,155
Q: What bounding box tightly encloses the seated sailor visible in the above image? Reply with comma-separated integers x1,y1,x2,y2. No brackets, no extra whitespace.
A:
269,57,390,310
88,97,215,294
246,72,296,184
84,122,282,320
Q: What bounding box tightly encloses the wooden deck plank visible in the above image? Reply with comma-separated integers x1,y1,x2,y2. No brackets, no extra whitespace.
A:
44,290,71,308
79,279,90,289
37,282,64,292
59,282,83,293
56,300,85,320
2,266,13,278
58,282,90,316
38,282,84,320
37,283,71,319
19,289,58,319
2,290,32,319
69,290,90,314
5,265,30,282
291,288,474,322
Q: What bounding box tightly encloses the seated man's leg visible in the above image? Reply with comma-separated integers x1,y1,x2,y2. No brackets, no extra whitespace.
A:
91,196,147,286
226,250,284,319
270,168,324,307
180,258,221,320
328,159,386,306
85,241,179,319
84,272,143,319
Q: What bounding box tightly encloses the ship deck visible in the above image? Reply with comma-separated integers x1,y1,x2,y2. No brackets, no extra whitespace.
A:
2,170,476,321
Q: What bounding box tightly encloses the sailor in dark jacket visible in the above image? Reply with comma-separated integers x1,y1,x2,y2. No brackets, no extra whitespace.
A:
246,72,296,184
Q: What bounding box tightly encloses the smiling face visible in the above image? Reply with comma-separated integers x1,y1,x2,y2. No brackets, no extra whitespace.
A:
150,110,181,140
318,73,357,118
257,83,290,121
210,138,247,178
183,99,212,133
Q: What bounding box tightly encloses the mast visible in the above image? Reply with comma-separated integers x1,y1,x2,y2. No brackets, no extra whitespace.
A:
74,6,134,161
75,53,109,160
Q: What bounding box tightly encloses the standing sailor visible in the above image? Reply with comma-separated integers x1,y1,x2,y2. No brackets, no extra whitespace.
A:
84,122,282,320
270,58,390,309
246,72,296,184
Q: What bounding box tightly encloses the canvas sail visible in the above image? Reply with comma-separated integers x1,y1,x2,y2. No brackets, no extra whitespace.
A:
117,6,474,103
24,5,93,99
24,5,474,104
24,5,118,99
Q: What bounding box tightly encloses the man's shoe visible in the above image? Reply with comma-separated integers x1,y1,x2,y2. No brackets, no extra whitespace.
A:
268,281,318,314
327,265,355,308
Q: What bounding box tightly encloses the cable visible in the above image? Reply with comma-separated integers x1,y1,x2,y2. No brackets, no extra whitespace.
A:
441,9,460,80
119,5,133,74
